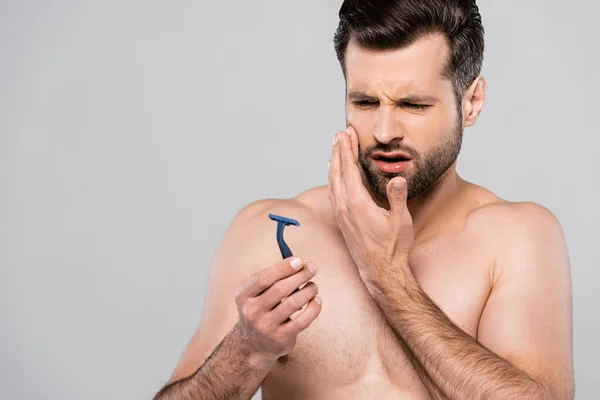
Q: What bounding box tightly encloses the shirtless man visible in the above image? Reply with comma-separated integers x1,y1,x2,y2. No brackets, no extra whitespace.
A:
154,1,574,399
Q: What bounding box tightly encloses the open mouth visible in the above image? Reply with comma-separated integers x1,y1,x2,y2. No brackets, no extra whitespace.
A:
372,153,412,173
375,156,409,163
372,153,412,163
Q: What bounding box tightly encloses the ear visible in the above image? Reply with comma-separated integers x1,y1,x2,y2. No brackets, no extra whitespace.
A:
462,76,487,127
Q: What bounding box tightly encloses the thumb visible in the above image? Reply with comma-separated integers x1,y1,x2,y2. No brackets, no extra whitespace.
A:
387,177,408,215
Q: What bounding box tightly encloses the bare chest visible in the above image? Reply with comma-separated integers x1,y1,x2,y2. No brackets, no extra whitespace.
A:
262,226,493,394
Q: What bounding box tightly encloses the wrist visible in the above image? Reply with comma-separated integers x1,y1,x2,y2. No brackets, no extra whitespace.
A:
246,350,276,372
366,261,418,304
231,322,276,372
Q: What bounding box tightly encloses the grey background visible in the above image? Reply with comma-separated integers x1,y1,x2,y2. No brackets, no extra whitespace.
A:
1,1,598,399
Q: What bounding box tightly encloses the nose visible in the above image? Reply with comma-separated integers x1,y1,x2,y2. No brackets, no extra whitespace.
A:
373,105,404,145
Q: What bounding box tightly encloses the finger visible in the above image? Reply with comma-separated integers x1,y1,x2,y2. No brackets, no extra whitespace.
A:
258,262,318,310
331,131,345,204
340,128,360,177
280,296,323,335
386,177,409,220
329,131,344,211
239,256,306,299
340,128,367,194
328,157,336,210
271,281,319,324
348,125,359,161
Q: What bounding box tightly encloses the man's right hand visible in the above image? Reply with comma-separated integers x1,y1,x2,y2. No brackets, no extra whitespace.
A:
233,256,322,364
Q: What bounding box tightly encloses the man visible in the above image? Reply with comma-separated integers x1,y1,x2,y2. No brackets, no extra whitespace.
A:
154,0,574,399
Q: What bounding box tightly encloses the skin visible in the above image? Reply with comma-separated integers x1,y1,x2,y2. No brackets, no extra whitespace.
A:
154,33,574,400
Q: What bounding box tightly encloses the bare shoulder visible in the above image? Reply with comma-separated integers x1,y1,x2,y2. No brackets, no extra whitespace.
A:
232,186,330,237
234,186,329,226
463,192,568,279
466,199,566,245
222,186,331,272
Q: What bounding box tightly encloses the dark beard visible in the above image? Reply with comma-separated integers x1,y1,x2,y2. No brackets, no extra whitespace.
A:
358,116,463,202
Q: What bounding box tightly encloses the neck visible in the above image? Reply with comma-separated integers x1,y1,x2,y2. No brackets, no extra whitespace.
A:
408,164,465,239
373,162,466,240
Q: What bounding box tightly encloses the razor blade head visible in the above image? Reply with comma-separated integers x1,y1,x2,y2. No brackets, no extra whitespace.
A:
268,213,300,227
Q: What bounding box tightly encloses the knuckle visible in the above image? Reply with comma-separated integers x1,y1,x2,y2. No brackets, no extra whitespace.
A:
242,303,258,323
273,263,287,278
252,275,265,288
244,272,260,290
277,298,295,316
234,288,243,305
235,288,250,308
270,282,287,300
281,298,301,317
337,204,348,216
254,272,267,288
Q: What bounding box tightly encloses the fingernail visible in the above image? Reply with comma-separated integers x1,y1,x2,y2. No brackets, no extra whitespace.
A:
307,262,317,274
328,160,331,170
315,296,322,305
393,180,405,191
290,257,303,269
346,127,351,136
333,135,337,145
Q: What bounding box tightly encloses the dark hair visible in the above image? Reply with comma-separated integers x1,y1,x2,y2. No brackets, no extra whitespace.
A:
334,0,484,101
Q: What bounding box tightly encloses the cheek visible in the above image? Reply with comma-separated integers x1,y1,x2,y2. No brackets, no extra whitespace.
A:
346,108,377,149
404,108,456,148
346,107,376,133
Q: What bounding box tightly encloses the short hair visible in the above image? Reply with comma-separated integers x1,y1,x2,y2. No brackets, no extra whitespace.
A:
333,0,485,102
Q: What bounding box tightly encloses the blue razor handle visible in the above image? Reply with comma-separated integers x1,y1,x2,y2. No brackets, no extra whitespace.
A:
268,214,300,259
268,213,301,366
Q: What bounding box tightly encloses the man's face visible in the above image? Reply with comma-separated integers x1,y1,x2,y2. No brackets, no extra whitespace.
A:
345,33,463,201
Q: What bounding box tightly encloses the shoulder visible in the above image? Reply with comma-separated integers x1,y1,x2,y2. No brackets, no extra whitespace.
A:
217,186,330,271
457,183,565,249
466,200,568,281
467,200,565,244
231,186,329,233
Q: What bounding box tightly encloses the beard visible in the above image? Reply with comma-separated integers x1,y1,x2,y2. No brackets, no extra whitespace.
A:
357,115,463,202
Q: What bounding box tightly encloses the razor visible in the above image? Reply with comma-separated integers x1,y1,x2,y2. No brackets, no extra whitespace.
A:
268,214,300,259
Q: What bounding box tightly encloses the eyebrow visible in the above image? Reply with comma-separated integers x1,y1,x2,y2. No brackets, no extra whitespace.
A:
347,91,438,104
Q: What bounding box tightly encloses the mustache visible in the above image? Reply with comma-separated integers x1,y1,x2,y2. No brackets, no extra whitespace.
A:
360,142,418,159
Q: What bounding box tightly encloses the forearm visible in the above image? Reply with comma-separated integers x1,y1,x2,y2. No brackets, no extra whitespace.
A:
154,323,274,400
369,274,546,400
393,332,448,400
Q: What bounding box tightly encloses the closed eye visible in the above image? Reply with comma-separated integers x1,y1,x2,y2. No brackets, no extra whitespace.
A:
400,102,431,111
353,100,379,109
